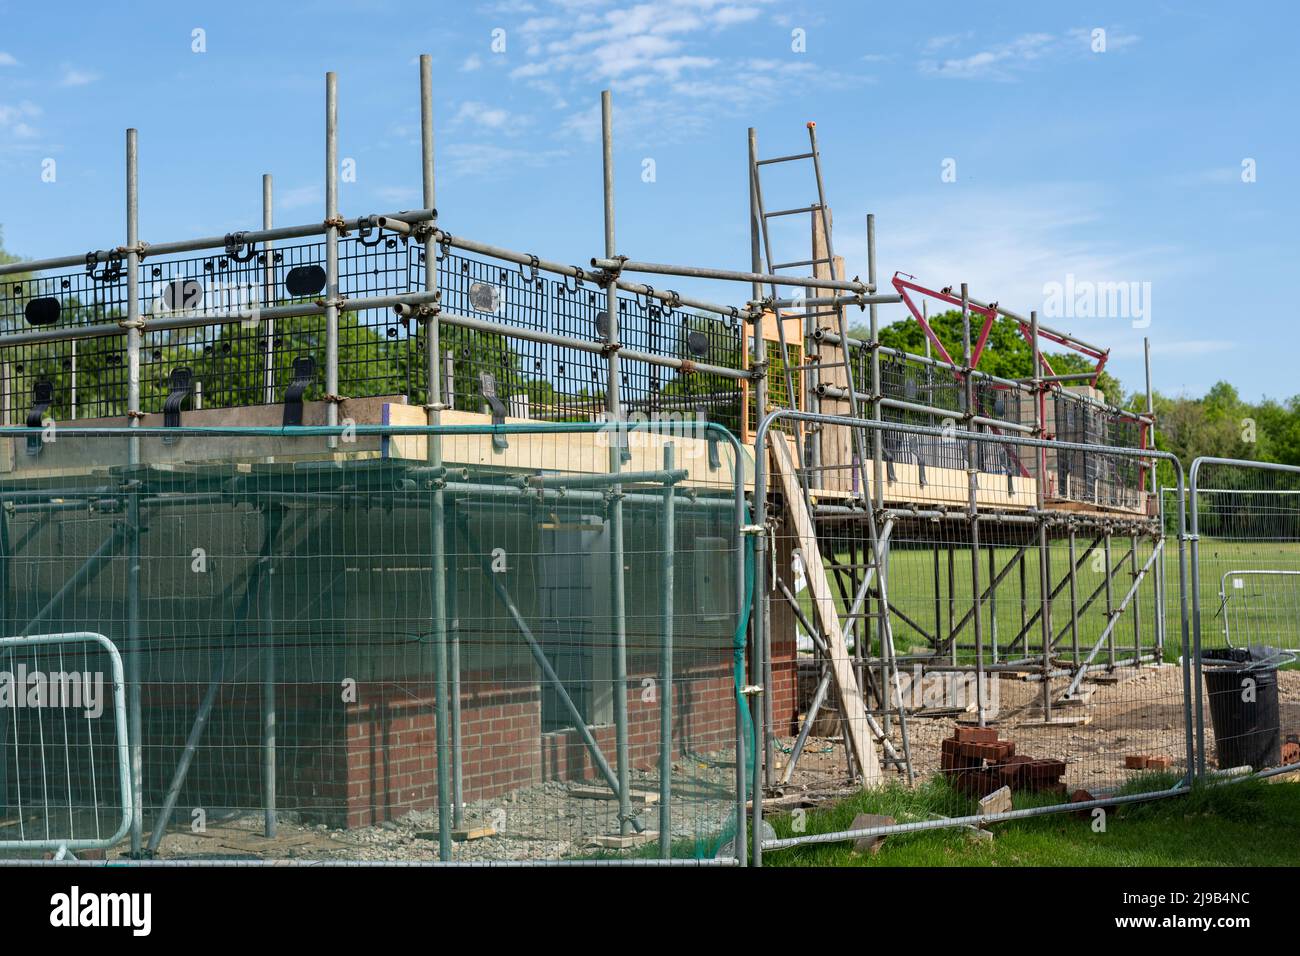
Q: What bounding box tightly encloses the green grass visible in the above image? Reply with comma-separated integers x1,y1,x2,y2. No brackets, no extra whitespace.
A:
805,537,1300,665
763,776,1300,866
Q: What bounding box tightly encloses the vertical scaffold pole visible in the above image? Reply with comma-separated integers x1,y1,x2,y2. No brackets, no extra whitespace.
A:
125,127,144,858
867,215,883,512
262,174,276,405
1131,533,1142,663
261,505,282,838
325,73,340,448
601,89,633,839
749,129,776,790
1068,528,1081,667
1031,310,1052,721
420,54,453,862
748,129,766,435
867,214,891,733
988,547,999,663
933,546,942,656
961,284,986,724
1104,534,1116,669
742,128,764,868
947,547,956,664
1145,337,1166,661
659,444,675,858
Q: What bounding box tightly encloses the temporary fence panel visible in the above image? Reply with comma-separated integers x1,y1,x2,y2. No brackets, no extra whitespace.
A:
0,422,749,864
752,412,1193,862
1188,458,1300,778
0,632,131,854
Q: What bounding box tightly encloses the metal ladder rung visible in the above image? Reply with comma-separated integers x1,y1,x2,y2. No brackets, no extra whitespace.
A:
772,257,833,270
764,204,822,219
756,151,814,166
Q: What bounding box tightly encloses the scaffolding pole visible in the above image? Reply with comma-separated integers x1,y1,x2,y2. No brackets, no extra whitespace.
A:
601,90,634,840
262,174,276,406
125,127,145,858
419,54,453,862
658,444,675,858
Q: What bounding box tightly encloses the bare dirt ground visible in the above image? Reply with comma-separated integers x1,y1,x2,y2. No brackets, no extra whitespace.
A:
134,760,741,863
775,663,1300,796
8,664,1296,863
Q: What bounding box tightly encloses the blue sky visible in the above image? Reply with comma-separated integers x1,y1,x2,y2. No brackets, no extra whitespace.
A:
0,1,1295,402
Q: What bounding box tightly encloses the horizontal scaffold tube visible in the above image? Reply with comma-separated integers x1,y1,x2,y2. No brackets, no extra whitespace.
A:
0,290,441,349
434,309,751,381
812,383,1034,434
764,294,901,309
440,233,743,319
514,468,687,490
0,209,437,278
590,257,875,295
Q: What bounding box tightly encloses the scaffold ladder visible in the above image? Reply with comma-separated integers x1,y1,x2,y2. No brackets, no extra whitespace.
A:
749,122,869,492
752,124,914,786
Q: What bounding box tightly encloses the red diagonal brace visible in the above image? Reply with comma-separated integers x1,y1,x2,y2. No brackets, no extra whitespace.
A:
891,274,998,369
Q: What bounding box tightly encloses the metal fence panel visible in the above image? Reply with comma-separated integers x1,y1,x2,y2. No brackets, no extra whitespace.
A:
1188,458,1300,779
0,422,748,864
752,412,1193,861
0,632,131,853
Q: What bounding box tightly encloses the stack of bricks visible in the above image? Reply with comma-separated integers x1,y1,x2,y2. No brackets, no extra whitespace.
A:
941,727,1067,798
1123,755,1174,771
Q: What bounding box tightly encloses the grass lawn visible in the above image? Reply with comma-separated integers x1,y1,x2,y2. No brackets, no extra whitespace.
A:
802,537,1300,665
763,775,1300,866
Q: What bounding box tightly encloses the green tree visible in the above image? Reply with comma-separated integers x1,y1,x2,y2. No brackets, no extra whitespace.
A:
858,309,1124,401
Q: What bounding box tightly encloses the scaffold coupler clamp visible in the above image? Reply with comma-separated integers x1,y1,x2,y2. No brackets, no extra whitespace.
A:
224,231,256,262
478,371,510,452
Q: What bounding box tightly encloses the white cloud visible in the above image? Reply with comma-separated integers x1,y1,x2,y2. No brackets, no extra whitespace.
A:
0,52,18,67
279,184,323,210
558,101,602,143
920,28,1138,81
461,54,483,72
1171,167,1245,187
0,101,41,138
373,185,421,206
510,1,776,90
443,142,568,179
923,33,972,53
712,5,761,26
60,66,100,87
921,33,1055,80
1066,26,1140,52
453,100,525,134
499,0,857,145
833,184,1179,343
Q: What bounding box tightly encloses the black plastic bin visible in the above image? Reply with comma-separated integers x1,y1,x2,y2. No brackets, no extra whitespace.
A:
1201,646,1283,770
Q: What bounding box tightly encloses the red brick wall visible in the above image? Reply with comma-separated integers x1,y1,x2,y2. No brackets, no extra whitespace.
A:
3,653,745,831
766,607,801,737
338,653,741,827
